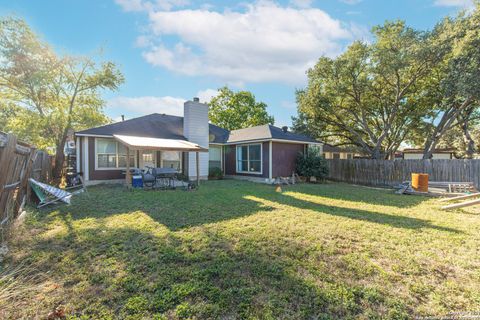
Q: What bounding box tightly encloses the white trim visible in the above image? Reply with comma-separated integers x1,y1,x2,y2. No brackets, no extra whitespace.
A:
235,143,263,175
94,137,137,170
269,141,273,180
83,137,89,181
76,133,113,138
76,137,80,173
225,138,322,145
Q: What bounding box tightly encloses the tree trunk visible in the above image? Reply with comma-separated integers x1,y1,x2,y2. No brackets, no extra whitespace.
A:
462,122,475,159
52,134,67,181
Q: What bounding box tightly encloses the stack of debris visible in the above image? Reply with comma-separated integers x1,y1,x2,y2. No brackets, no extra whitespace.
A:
394,181,477,197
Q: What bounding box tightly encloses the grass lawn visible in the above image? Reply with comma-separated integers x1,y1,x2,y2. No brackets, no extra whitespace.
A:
1,180,480,319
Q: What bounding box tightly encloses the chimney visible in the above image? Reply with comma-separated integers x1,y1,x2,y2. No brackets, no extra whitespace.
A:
282,126,288,133
121,115,125,121
184,97,209,180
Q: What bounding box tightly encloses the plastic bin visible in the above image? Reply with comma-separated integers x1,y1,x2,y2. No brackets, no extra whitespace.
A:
132,175,143,188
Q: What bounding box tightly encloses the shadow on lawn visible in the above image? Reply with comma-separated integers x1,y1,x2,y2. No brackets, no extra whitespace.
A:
285,182,427,208
48,180,456,234
52,181,275,231
20,221,401,319
255,192,460,233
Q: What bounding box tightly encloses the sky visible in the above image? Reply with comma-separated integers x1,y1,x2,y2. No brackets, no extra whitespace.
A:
0,0,473,127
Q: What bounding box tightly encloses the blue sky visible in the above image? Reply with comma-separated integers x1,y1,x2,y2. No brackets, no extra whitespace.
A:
0,0,472,126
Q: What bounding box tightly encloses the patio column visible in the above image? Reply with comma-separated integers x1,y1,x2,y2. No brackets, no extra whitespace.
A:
125,146,131,187
196,151,200,186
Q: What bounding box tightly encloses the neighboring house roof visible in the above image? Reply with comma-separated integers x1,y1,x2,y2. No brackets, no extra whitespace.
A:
402,148,455,154
226,124,319,144
322,144,361,153
76,114,319,145
76,113,229,144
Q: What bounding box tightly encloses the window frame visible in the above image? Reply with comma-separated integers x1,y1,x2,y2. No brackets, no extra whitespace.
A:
236,143,263,175
208,145,223,170
160,151,183,171
95,138,136,170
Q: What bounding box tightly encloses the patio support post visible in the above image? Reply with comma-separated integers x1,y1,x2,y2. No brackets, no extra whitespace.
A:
125,146,131,187
196,151,200,186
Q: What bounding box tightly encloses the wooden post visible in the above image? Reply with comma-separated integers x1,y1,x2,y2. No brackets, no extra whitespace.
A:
125,146,131,188
196,151,200,186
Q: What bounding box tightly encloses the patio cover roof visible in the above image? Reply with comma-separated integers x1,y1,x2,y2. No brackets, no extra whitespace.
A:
113,134,208,152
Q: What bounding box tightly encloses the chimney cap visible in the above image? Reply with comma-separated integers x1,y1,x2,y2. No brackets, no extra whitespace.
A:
193,97,200,102
282,126,288,133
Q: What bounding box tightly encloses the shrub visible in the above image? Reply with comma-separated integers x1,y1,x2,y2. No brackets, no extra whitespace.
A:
296,149,329,182
208,167,224,179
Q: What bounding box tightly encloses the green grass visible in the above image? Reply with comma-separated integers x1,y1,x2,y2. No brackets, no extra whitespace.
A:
1,180,480,319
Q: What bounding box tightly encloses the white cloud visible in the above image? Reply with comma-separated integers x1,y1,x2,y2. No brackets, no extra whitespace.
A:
433,0,473,7
289,0,313,9
107,89,218,118
130,1,362,85
340,0,362,4
115,0,189,12
107,95,185,116
196,89,219,103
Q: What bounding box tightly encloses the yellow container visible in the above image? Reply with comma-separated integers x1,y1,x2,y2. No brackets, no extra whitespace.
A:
412,173,429,192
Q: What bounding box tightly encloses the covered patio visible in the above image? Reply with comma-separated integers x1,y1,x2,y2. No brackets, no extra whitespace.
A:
113,134,208,187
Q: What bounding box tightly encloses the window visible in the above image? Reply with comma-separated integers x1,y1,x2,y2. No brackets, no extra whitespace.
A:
209,145,222,169
161,151,181,170
236,144,262,174
96,138,135,169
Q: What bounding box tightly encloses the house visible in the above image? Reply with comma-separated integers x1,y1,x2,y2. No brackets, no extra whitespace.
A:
322,144,362,159
75,98,322,185
401,148,456,160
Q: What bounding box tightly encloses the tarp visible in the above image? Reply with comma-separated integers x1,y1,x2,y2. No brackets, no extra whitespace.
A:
29,178,72,204
113,134,208,152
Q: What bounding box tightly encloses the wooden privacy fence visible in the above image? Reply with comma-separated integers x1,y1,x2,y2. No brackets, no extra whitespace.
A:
325,159,480,188
0,132,51,241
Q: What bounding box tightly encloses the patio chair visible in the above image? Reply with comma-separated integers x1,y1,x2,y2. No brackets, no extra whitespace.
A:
29,178,85,208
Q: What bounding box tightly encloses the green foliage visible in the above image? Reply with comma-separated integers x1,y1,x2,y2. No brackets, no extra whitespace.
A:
296,21,436,159
295,6,480,159
295,149,329,181
209,86,274,130
0,17,124,177
208,167,223,179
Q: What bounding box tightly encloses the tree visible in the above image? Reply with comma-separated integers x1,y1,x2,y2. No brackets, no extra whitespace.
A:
0,17,124,179
209,86,274,130
296,21,439,159
416,5,480,159
295,148,329,182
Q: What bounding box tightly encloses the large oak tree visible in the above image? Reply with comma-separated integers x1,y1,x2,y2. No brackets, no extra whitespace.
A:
296,21,439,159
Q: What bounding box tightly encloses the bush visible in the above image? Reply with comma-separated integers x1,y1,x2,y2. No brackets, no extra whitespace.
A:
296,149,329,182
208,167,224,179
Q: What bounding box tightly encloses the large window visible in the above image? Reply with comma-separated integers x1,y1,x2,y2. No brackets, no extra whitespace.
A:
236,144,262,174
209,145,222,169
161,151,181,170
96,138,135,169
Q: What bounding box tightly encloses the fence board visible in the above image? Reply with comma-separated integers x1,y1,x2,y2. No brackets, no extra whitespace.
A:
325,159,480,189
0,132,51,241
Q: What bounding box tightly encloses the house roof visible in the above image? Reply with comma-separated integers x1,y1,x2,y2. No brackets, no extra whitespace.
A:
76,113,229,144
76,114,319,145
402,148,455,154
226,124,319,144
